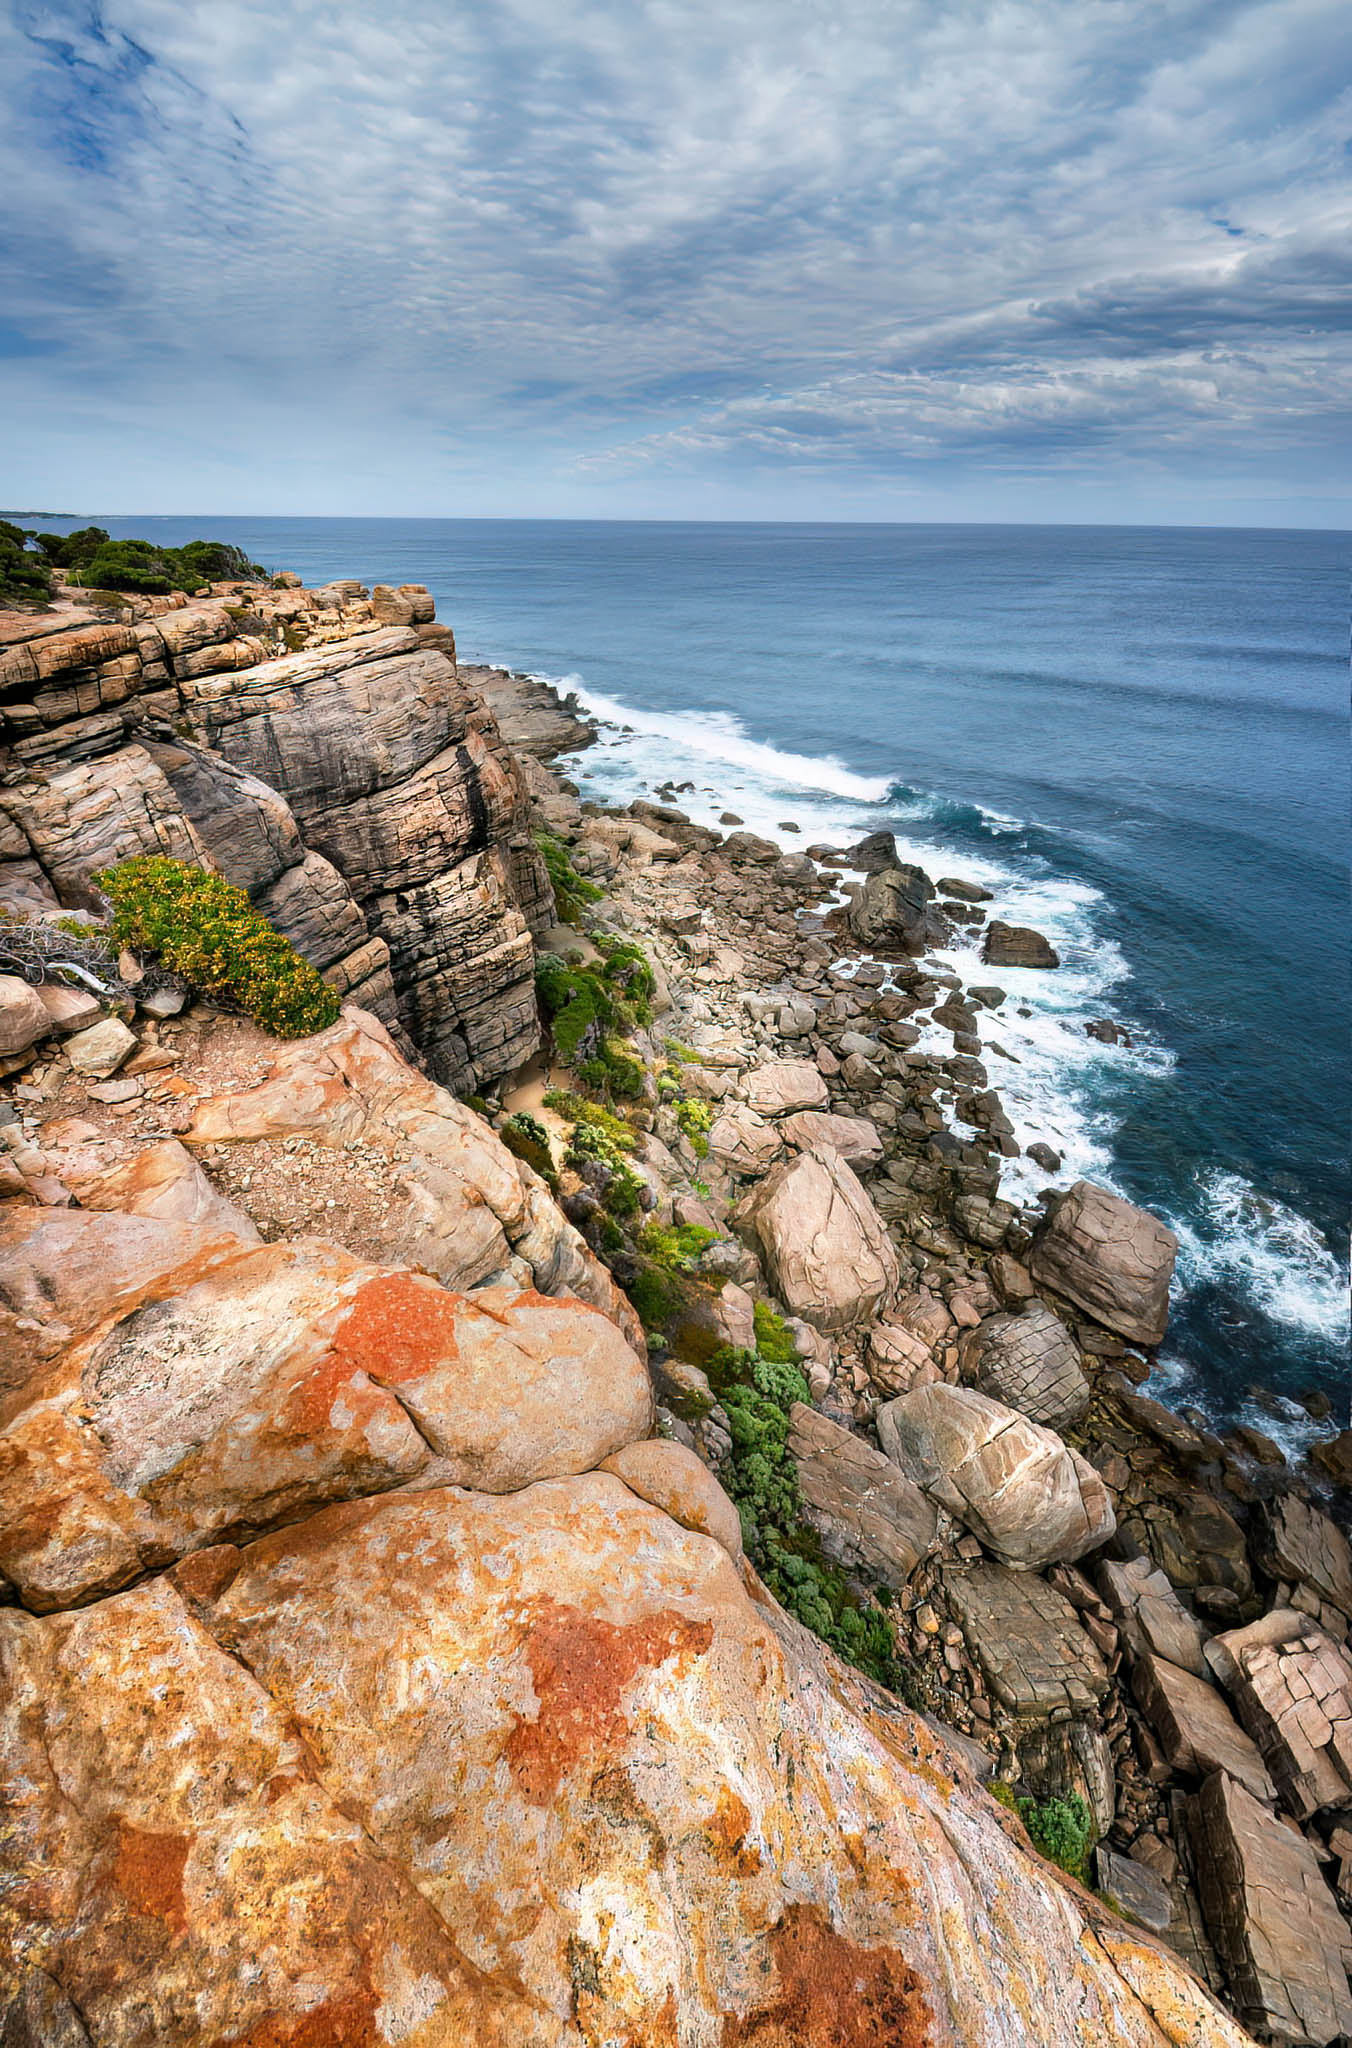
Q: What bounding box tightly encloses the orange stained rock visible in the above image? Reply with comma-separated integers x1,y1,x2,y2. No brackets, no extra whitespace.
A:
722,1903,932,2048
332,1269,463,1384
506,1596,714,1803
112,1821,190,1934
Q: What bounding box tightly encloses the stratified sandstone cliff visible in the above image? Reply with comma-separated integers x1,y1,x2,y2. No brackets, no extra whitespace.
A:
0,576,551,1089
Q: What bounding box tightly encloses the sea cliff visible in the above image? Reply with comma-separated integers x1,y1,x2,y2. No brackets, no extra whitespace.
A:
0,566,1349,2046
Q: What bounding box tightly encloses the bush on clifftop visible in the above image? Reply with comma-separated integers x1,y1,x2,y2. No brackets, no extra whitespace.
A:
94,856,340,1039
0,522,54,607
33,528,266,594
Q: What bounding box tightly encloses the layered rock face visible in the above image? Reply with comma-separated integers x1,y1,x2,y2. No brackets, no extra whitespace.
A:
0,580,550,1089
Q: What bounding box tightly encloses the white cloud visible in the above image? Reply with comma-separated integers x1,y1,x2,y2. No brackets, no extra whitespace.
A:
1,0,1348,514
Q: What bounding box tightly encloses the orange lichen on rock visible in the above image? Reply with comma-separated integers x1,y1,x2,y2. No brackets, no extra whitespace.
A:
723,1904,932,2048
507,1596,714,1801
331,1269,463,1386
112,1821,190,1934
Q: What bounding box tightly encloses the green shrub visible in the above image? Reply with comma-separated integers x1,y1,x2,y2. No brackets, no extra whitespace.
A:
40,530,268,595
543,1091,637,1151
706,1346,902,1690
535,832,603,925
499,1111,555,1184
673,1095,713,1157
638,1221,719,1273
0,524,53,607
93,856,340,1039
752,1299,799,1364
1016,1794,1095,1884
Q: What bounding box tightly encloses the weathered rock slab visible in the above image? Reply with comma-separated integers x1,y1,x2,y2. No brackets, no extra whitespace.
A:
1189,1768,1352,2045
1029,1180,1178,1345
787,1401,938,1589
1131,1651,1275,1802
0,1475,1255,2047
942,1561,1110,1718
733,1147,899,1332
959,1302,1090,1427
877,1383,1115,1570
739,1058,830,1116
1207,1609,1352,1820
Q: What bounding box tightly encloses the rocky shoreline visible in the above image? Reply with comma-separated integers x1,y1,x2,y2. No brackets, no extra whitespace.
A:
0,568,1348,2045
473,659,1352,2034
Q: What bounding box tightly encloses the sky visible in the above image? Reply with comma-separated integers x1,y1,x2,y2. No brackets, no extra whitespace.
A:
3,0,1350,523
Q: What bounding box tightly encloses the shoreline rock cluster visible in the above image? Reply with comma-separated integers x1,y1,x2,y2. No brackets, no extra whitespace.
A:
0,570,1348,2045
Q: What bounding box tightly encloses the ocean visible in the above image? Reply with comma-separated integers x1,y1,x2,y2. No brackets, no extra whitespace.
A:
30,515,1351,1433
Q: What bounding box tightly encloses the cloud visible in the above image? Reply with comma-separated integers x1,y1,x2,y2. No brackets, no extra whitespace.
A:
1,0,1348,515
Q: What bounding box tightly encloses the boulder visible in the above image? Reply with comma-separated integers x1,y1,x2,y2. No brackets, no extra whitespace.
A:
0,1477,1253,2048
1094,1847,1173,1934
34,980,103,1033
706,1102,784,1177
600,1439,743,1559
778,1108,884,1169
868,1317,941,1397
69,1138,260,1243
876,1384,1115,1570
1206,1609,1352,1820
1189,1769,1352,2044
982,921,1060,968
1253,1494,1352,1625
63,1015,137,1078
734,1148,899,1332
843,829,903,872
0,974,51,1057
0,1231,652,1610
1096,1556,1211,1679
787,1402,938,1589
936,876,993,903
958,1304,1090,1427
1029,1180,1178,1345
1130,1652,1275,1802
942,1562,1110,1719
739,1059,829,1116
847,863,944,953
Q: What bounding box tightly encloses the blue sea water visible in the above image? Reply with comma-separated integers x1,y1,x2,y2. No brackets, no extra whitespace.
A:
32,516,1351,1430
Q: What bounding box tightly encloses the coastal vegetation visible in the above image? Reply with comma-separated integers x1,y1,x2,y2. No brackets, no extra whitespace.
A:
0,521,266,603
94,856,340,1038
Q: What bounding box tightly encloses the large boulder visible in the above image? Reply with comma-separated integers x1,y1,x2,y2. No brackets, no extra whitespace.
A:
876,1384,1115,1570
1252,1494,1352,1630
0,1476,1254,2047
1130,1652,1275,1803
846,863,945,953
1029,1180,1178,1346
779,1109,884,1169
0,974,50,1057
943,1561,1110,1720
739,1058,829,1116
787,1402,939,1589
186,1005,639,1346
733,1147,899,1332
1189,1769,1352,2044
0,1229,652,1611
982,921,1060,968
1096,1555,1212,1678
958,1303,1090,1427
1206,1609,1352,1820
706,1101,784,1176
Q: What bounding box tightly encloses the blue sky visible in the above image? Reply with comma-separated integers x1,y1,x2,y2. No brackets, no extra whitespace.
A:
3,0,1350,522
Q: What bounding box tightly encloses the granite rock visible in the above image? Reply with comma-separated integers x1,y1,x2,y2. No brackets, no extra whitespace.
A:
788,1401,939,1589
1189,1768,1352,2044
959,1302,1091,1427
878,1384,1115,1570
1030,1180,1178,1346
733,1147,899,1332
